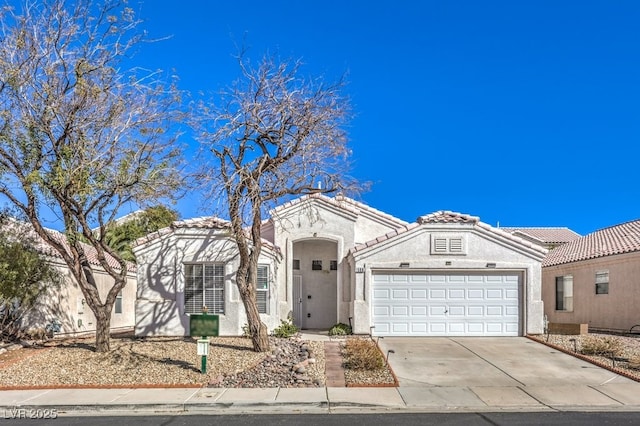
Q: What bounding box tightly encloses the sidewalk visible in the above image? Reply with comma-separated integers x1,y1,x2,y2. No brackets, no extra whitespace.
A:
2,332,640,416
3,383,640,416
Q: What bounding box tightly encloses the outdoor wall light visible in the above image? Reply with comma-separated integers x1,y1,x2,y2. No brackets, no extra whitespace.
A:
399,262,410,268
445,261,452,266
486,263,496,268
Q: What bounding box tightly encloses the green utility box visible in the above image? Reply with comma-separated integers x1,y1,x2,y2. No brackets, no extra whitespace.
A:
189,314,219,337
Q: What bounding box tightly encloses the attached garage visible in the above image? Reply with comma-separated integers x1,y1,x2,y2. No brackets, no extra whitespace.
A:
371,272,521,336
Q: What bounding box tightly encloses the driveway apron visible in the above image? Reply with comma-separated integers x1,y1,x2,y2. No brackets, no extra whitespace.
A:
377,337,636,388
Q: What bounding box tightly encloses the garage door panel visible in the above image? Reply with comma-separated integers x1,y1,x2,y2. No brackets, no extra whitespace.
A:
467,306,484,316
392,306,409,316
467,289,484,299
486,289,503,299
373,306,390,316
372,272,521,337
429,305,447,316
448,289,465,299
448,306,465,316
411,306,427,316
429,289,446,299
486,306,503,316
411,289,427,299
373,289,390,299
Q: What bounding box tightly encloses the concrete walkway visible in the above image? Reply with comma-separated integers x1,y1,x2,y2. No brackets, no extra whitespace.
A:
1,334,640,416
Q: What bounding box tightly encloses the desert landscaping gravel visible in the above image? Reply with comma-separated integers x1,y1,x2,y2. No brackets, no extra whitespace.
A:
529,333,640,381
4,332,635,389
0,335,326,388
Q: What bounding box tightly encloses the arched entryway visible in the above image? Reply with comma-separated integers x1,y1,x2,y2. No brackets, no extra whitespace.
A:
291,239,338,329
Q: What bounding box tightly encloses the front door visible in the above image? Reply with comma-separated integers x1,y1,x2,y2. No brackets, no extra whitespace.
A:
292,275,303,327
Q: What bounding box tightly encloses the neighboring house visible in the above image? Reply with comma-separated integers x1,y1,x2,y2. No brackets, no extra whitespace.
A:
7,222,137,336
542,219,640,332
500,227,581,250
134,195,547,337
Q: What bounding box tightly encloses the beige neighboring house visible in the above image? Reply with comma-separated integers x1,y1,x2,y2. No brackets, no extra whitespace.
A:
500,227,581,250
134,194,547,337
8,222,137,336
542,219,640,332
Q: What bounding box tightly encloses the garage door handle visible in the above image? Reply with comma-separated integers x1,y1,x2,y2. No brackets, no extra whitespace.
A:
444,309,448,314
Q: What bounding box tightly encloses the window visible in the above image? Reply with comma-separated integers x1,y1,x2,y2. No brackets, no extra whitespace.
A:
293,259,300,270
115,291,123,314
312,260,322,271
430,235,466,255
257,264,269,314
555,275,573,311
184,264,225,314
595,271,609,295
330,260,338,271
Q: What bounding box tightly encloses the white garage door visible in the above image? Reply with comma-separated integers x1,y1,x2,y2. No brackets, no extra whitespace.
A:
372,272,520,336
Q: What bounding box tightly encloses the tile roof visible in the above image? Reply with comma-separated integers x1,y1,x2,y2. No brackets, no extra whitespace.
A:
351,210,547,257
132,216,280,254
132,216,230,247
4,220,135,272
418,210,479,224
271,194,409,227
543,219,640,267
500,227,581,244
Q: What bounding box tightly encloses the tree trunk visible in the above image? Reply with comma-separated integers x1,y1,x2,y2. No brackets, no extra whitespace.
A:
241,287,269,352
94,306,112,353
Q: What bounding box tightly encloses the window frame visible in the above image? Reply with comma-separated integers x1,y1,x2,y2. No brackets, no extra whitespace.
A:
184,263,225,315
256,264,270,314
114,291,123,314
595,270,609,295
555,275,573,312
311,260,323,271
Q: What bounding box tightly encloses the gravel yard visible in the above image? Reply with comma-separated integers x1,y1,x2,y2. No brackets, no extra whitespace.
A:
529,333,640,381
0,335,326,388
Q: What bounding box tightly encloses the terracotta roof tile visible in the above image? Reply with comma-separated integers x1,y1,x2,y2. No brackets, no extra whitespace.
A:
418,211,479,224
543,219,640,267
501,227,581,244
5,221,135,272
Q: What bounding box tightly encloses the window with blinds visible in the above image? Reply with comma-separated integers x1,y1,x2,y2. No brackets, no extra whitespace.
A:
184,263,225,314
595,270,609,295
256,264,269,314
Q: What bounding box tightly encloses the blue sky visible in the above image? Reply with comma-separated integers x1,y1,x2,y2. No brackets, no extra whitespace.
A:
16,1,640,236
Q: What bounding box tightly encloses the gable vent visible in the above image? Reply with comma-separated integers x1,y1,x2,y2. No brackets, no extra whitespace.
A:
430,234,467,255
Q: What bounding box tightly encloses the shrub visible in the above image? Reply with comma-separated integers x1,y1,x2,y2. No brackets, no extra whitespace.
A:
629,354,640,371
328,322,352,336
272,317,299,338
580,336,623,357
342,338,384,370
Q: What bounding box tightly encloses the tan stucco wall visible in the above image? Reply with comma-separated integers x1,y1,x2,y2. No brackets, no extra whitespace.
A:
22,260,136,336
542,252,640,331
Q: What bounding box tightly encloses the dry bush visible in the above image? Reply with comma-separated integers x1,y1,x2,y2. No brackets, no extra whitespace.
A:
342,338,385,370
580,336,624,357
628,354,640,370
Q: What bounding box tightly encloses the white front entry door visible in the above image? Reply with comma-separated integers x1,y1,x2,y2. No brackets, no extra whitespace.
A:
372,272,521,336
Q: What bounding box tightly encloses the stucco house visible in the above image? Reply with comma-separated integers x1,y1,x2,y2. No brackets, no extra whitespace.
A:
500,227,581,250
542,219,640,332
5,221,136,336
134,195,547,337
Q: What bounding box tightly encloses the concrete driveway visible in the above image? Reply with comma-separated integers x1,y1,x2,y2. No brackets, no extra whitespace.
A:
377,337,635,387
376,337,640,410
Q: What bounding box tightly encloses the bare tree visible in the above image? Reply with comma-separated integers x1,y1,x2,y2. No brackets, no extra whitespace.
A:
0,0,182,352
196,55,356,352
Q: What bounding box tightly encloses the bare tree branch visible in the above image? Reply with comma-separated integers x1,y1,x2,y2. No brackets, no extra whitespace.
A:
194,53,359,352
0,0,183,352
